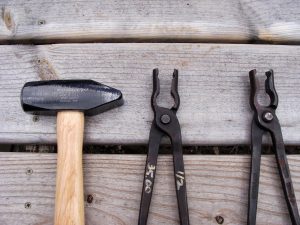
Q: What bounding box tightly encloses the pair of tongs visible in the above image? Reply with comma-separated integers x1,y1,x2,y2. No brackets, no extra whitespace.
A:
248,69,300,225
138,69,189,225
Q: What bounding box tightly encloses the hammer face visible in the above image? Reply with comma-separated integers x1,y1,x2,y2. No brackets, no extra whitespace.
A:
21,80,123,116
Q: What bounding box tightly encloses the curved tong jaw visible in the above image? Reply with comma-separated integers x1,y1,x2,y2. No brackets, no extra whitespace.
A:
265,70,278,109
249,69,278,112
151,68,180,112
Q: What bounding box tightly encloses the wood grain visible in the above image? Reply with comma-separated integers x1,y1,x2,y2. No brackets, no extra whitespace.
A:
0,153,300,225
55,111,85,225
1,43,300,145
0,0,299,43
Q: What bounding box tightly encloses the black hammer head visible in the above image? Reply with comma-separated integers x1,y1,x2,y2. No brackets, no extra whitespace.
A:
21,80,124,116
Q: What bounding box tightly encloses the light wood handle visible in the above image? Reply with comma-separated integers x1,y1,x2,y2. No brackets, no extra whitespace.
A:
55,111,85,225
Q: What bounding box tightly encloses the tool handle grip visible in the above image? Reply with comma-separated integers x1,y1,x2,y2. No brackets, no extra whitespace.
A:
272,128,300,225
55,111,85,225
138,123,161,225
172,139,190,225
247,121,263,225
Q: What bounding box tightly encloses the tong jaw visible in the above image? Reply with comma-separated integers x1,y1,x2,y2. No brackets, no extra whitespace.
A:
171,69,180,111
249,69,279,126
249,69,278,110
151,68,180,112
265,70,278,109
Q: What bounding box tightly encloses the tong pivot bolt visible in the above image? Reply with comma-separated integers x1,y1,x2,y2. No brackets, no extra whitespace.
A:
160,114,171,124
262,111,274,122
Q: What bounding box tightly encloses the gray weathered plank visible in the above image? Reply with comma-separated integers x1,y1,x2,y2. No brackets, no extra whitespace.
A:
0,153,300,225
0,0,299,43
1,43,300,145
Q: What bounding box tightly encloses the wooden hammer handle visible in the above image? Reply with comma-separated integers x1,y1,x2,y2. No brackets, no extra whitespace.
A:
55,111,85,225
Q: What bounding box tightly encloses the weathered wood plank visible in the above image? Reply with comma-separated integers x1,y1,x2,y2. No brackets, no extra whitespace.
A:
1,43,300,145
0,153,300,225
0,0,299,43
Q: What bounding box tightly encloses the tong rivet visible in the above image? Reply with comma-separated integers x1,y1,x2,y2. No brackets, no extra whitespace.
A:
161,114,171,124
263,111,274,122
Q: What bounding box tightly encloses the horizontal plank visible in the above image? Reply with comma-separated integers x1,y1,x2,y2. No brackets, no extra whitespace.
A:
0,153,300,224
1,43,300,145
0,0,299,43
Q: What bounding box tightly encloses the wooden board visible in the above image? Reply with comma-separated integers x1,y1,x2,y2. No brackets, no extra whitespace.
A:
0,0,299,43
0,152,300,225
1,43,300,145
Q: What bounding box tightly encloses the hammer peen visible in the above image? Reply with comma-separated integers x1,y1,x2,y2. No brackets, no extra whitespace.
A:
21,80,123,225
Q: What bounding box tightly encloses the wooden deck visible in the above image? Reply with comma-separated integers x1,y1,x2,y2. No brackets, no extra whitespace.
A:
1,44,300,145
0,0,299,224
1,153,300,225
0,0,299,44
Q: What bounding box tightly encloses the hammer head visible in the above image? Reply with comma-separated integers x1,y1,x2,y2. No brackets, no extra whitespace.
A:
21,80,124,116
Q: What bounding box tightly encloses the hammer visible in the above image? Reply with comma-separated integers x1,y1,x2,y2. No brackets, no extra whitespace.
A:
21,80,123,225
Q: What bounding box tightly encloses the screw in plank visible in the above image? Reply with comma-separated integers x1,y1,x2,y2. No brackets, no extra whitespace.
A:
215,215,224,224
87,194,94,204
24,202,31,209
26,168,33,175
37,20,45,25
32,115,39,122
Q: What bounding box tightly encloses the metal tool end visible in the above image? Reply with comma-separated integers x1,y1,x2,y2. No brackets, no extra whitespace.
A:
151,68,160,110
249,69,259,110
171,69,180,111
265,69,278,109
21,80,124,116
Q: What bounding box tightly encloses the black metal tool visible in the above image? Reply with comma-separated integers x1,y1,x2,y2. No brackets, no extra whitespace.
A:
138,69,189,225
22,80,123,116
248,69,300,225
